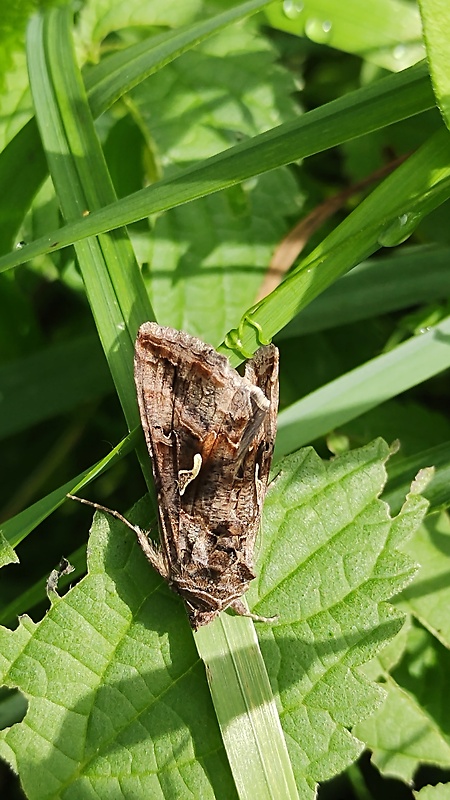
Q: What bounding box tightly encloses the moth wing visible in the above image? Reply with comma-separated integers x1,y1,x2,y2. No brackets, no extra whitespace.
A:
243,343,279,491
134,322,278,582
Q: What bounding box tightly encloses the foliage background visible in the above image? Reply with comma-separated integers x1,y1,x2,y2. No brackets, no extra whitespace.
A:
0,0,450,798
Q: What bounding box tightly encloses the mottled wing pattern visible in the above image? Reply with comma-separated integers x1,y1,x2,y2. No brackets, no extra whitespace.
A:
134,322,279,628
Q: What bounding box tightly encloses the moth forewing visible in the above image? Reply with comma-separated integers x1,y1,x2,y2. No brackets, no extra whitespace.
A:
134,323,279,630
243,343,279,488
177,452,203,496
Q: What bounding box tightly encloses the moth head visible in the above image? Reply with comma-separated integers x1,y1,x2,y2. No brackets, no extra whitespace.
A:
173,581,257,630
186,597,277,630
173,586,223,630
188,607,221,631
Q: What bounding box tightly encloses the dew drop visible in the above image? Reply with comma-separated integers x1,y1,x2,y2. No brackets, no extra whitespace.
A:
377,212,420,247
282,0,304,19
393,44,406,60
243,176,258,192
304,17,333,43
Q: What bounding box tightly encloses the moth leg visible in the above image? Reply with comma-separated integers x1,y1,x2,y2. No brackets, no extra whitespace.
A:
229,598,278,624
133,528,170,580
67,494,169,581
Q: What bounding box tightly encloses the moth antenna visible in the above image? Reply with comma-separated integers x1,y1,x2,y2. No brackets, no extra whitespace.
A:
67,494,140,535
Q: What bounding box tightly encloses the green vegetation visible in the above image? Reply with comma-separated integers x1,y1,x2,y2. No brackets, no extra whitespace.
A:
0,1,449,798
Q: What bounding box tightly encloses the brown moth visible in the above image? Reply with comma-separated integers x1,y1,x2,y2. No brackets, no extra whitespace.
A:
71,322,279,630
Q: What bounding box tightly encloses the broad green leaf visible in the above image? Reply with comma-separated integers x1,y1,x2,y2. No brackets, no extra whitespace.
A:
130,20,298,170
0,48,32,152
396,512,450,648
131,18,299,343
385,440,450,515
355,624,450,783
249,439,428,793
143,171,301,345
81,0,278,121
341,401,450,465
361,613,413,682
0,499,238,800
0,0,276,252
77,0,203,46
0,440,429,798
415,783,450,799
134,19,300,342
355,676,450,783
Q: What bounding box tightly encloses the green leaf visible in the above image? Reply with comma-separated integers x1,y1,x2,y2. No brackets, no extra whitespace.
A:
275,315,450,457
355,624,450,783
279,245,450,337
0,440,429,798
0,531,19,568
264,0,424,71
136,18,300,343
129,18,298,169
0,428,139,550
419,0,450,129
341,401,450,466
0,499,238,800
396,511,450,647
415,783,450,799
0,0,275,252
195,613,298,800
0,60,435,278
247,440,428,792
385,441,450,515
0,335,111,439
77,0,204,45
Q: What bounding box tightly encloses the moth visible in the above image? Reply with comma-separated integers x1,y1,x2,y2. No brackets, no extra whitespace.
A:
71,323,279,630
